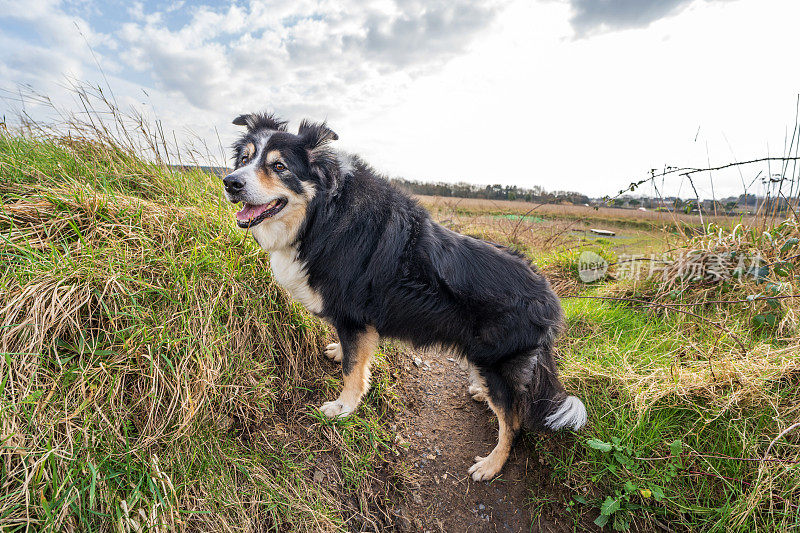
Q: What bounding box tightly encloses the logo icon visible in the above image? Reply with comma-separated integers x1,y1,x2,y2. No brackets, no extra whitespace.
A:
578,251,608,283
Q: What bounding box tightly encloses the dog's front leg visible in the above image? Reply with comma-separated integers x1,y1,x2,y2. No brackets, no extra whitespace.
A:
319,325,379,418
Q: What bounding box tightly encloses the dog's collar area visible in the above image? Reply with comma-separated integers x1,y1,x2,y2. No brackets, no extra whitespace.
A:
235,198,288,228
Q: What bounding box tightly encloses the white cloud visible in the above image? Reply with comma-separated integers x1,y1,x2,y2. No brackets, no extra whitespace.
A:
0,0,117,112
113,0,502,116
1,0,799,199
567,0,732,36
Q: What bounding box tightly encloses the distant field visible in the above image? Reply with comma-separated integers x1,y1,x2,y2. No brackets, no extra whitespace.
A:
414,194,749,229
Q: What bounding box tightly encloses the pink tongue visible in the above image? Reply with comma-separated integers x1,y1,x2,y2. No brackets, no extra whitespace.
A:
236,203,270,222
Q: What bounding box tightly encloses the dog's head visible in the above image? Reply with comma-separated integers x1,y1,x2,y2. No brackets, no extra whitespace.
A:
224,112,341,248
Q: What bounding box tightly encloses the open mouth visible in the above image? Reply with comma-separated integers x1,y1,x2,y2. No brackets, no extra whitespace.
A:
235,198,288,228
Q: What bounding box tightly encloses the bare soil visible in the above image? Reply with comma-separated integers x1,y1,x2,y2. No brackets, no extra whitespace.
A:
390,349,590,533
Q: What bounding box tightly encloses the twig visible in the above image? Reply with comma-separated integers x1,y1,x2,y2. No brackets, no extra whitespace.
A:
764,422,800,460
613,156,800,201
508,203,546,241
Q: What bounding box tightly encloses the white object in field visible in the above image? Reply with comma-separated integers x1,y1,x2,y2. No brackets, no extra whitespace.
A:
590,228,615,236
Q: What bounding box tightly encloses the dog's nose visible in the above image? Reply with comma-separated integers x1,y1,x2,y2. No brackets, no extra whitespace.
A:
223,174,244,194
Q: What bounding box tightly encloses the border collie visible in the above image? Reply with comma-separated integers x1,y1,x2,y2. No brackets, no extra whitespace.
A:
222,113,586,481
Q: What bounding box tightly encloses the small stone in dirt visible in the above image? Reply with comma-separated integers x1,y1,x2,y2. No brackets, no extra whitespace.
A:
313,469,324,483
426,454,436,460
414,431,422,437
441,473,447,479
447,357,456,362
434,446,441,455
413,356,423,367
478,503,485,511
412,491,423,504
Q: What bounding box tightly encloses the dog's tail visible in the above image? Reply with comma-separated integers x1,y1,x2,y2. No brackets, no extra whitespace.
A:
516,345,587,432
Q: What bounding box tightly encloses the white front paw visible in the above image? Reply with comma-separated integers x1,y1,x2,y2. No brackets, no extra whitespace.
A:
468,454,503,481
324,343,343,363
319,399,355,418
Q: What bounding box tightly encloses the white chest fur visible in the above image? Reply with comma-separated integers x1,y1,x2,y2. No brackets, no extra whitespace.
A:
269,247,324,314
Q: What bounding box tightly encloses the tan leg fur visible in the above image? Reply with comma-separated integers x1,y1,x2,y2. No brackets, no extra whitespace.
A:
319,326,379,418
468,399,521,481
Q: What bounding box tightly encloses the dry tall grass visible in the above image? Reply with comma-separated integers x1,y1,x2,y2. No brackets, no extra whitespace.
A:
0,87,403,532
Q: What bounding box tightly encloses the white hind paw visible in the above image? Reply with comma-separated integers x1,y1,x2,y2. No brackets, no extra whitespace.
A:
468,453,505,481
324,343,343,363
468,384,488,402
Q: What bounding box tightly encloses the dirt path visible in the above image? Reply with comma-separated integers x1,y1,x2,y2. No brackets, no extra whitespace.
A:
392,349,579,533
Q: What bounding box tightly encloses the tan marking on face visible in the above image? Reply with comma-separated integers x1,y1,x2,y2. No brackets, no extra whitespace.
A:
266,150,281,165
245,143,255,157
255,166,279,189
248,179,315,251
278,195,309,237
256,150,291,189
252,176,306,227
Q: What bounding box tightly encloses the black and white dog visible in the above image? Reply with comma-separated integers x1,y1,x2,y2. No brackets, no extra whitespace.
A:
222,113,586,481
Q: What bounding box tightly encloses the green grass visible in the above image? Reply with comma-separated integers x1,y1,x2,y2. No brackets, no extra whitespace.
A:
541,280,800,531
0,130,405,531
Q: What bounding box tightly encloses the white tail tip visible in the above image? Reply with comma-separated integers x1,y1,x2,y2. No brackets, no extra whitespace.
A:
544,395,587,431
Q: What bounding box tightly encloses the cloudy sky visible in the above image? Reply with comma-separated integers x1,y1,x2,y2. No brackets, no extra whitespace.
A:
1,0,799,198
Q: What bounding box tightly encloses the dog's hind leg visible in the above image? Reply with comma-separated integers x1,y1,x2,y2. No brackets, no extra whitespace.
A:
468,372,521,481
319,325,379,418
467,364,488,403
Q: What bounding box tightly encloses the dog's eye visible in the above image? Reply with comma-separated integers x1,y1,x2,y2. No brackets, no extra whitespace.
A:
241,155,249,165
273,162,286,172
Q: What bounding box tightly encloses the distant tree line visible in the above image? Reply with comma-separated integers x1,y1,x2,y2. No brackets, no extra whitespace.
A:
389,178,590,205
608,193,796,215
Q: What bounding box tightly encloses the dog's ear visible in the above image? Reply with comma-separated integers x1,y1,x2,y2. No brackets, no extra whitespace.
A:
298,120,338,153
232,113,288,132
298,120,340,191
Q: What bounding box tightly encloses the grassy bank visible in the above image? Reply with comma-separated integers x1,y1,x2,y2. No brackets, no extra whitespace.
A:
0,130,405,531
